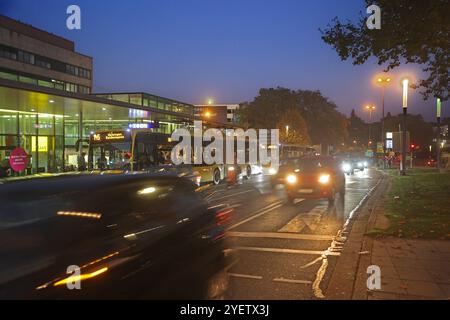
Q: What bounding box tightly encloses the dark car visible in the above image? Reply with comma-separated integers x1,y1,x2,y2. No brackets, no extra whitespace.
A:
278,156,345,204
0,173,231,299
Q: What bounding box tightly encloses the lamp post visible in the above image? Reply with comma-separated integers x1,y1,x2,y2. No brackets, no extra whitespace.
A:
365,104,376,147
377,76,391,157
400,78,409,176
436,97,442,170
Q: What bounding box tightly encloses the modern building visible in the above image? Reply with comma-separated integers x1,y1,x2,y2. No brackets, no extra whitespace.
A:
0,15,92,94
0,16,204,176
194,103,239,124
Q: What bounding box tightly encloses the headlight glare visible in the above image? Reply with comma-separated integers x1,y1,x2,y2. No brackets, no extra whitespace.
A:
286,174,297,184
318,174,330,184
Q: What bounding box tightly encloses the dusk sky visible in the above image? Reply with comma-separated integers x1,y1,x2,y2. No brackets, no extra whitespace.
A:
1,0,445,121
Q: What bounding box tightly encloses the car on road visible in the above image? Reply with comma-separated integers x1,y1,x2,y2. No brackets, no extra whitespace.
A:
276,156,345,204
0,173,232,299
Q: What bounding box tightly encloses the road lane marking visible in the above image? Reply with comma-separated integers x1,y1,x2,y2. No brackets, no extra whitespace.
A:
225,246,340,256
210,188,255,201
312,257,328,299
273,278,312,285
226,231,335,241
228,273,263,280
278,204,328,233
227,201,283,230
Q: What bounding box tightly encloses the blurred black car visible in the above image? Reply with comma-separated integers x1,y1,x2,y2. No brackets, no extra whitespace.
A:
0,173,231,299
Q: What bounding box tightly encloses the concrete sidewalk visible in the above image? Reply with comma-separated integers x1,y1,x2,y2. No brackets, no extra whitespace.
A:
326,171,450,300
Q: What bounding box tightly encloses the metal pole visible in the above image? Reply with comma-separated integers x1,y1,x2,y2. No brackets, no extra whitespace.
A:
437,116,441,170
381,87,385,167
400,107,407,175
368,110,372,146
436,98,442,171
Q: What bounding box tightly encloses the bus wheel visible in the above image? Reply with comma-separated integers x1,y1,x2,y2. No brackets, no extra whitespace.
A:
213,169,221,185
245,166,252,179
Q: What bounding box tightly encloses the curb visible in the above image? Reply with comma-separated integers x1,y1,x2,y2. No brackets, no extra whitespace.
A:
325,171,389,300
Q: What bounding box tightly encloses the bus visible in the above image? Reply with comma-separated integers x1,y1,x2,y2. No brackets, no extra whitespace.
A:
83,129,225,185
86,129,173,171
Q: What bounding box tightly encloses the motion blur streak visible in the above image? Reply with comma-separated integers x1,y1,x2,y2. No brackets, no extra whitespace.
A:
53,267,108,287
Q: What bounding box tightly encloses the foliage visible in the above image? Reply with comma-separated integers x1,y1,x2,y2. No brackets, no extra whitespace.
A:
321,0,450,101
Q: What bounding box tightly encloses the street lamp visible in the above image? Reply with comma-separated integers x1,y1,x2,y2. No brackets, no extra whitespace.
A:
365,104,376,147
377,76,391,157
436,97,442,170
400,78,409,175
207,98,214,105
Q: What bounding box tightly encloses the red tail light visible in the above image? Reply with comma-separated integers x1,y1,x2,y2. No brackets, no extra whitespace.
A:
215,207,233,226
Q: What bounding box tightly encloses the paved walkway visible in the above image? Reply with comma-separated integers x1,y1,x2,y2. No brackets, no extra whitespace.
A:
327,171,450,300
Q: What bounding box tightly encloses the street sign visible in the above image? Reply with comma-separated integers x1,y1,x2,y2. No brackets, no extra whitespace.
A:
365,149,374,158
376,142,383,153
9,147,29,172
386,140,393,149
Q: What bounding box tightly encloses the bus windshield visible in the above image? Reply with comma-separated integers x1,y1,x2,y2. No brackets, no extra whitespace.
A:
88,130,173,171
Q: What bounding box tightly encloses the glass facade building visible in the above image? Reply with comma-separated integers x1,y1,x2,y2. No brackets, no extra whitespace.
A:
0,80,195,175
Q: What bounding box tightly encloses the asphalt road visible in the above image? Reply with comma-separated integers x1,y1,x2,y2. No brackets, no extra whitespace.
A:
205,168,381,299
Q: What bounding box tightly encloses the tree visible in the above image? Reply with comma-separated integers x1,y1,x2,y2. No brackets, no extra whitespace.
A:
237,87,349,147
321,0,450,101
277,109,311,145
383,113,434,149
348,109,369,146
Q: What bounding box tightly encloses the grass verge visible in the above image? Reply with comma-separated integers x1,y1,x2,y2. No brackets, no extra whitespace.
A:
368,168,450,239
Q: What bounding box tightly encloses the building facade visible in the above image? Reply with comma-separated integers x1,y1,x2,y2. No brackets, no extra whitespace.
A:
0,15,92,95
0,16,198,176
194,103,239,124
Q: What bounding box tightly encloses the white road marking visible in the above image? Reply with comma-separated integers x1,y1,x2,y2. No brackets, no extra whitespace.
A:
227,231,335,241
273,278,312,285
210,189,255,201
278,204,328,233
227,201,283,230
225,246,340,256
312,257,328,299
228,273,263,280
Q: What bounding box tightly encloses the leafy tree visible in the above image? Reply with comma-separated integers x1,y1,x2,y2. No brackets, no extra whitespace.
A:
348,109,369,146
277,109,311,145
237,87,348,146
321,0,450,100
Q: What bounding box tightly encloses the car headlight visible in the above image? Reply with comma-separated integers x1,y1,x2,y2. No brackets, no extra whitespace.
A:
357,162,363,167
364,161,368,167
342,163,351,172
318,174,330,184
268,168,277,175
286,174,297,184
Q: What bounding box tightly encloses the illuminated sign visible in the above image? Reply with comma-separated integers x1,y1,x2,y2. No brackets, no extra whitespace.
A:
386,132,393,139
386,140,393,149
128,123,151,129
32,136,48,152
91,131,127,143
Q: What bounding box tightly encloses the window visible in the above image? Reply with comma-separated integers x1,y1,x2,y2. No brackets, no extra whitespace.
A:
36,57,51,69
19,76,37,85
0,46,17,60
18,51,35,64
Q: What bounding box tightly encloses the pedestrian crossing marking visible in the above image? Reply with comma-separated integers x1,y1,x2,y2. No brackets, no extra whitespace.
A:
278,204,328,233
